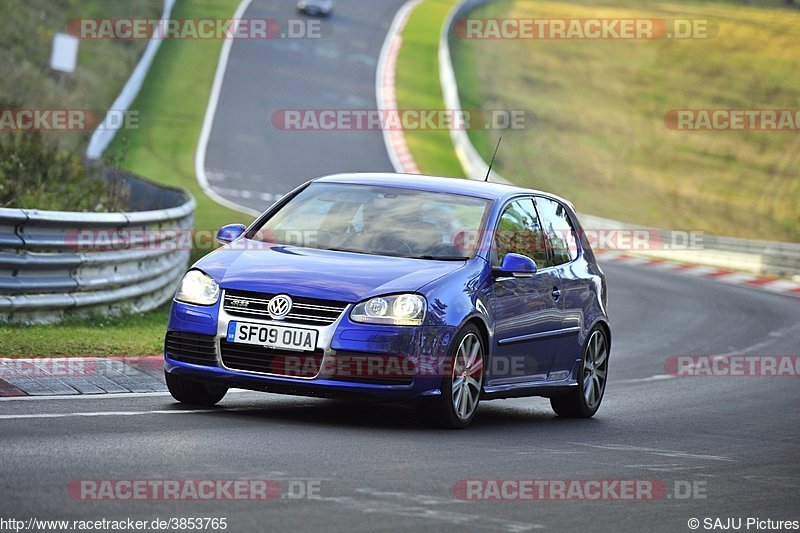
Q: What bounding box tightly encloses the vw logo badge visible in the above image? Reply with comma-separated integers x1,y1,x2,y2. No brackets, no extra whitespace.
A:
267,294,292,320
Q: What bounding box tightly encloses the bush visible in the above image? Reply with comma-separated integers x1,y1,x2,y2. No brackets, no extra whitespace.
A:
0,129,126,212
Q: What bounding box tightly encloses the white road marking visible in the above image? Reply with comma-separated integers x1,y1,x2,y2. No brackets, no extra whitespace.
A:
347,53,377,66
623,464,711,472
210,186,252,199
0,391,171,402
718,324,800,354
0,390,255,402
376,0,423,174
572,443,735,462
613,374,674,384
320,492,543,532
0,409,217,420
486,448,587,456
355,488,467,506
0,406,264,421
743,476,800,489
194,0,261,217
313,45,340,59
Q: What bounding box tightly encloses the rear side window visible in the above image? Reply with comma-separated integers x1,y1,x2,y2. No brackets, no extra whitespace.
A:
493,198,549,267
534,197,579,266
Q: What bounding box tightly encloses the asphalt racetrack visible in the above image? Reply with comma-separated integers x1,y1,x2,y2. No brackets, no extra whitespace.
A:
1,258,798,532
1,1,798,531
203,0,406,210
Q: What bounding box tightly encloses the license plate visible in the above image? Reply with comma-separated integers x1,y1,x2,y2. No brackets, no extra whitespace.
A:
226,321,318,352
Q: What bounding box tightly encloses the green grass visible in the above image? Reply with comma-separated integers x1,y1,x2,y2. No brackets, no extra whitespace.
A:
1,0,253,358
0,0,162,153
0,307,169,357
107,0,250,240
395,0,465,178
0,0,164,212
451,0,800,241
395,0,800,241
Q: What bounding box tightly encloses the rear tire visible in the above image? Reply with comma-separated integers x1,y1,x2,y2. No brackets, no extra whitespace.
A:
165,372,227,406
550,327,609,418
422,324,485,429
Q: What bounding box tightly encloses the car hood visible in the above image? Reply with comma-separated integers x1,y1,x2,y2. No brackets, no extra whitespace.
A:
195,241,466,302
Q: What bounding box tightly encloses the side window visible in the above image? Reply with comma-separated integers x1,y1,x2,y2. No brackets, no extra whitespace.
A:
494,199,548,267
534,197,579,266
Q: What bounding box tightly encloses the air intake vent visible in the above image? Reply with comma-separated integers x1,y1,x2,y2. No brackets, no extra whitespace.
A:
165,331,217,367
220,340,323,378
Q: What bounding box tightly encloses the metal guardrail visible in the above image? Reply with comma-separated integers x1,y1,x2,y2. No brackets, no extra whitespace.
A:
439,0,800,279
0,173,195,323
578,214,800,277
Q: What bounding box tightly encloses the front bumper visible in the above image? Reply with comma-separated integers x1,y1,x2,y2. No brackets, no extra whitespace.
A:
165,299,457,400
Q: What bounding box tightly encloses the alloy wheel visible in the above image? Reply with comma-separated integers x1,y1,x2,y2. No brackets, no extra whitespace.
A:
582,330,608,410
451,332,484,420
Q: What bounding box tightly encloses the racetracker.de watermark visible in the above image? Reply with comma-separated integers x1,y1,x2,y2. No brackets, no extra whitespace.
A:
0,359,100,378
453,479,707,501
0,109,139,132
62,228,705,253
67,479,323,501
270,109,532,131
665,355,800,377
0,358,159,379
454,18,717,40
67,18,321,40
227,352,527,380
665,109,800,131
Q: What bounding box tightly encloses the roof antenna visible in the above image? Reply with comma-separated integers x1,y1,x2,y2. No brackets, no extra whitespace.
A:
484,136,502,182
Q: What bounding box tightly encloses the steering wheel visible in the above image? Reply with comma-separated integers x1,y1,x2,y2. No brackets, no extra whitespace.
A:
370,232,415,256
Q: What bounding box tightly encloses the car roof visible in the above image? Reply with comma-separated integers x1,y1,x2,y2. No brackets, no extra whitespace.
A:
312,172,575,208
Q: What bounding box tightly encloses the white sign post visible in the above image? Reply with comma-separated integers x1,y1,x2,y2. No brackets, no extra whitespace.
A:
50,33,79,88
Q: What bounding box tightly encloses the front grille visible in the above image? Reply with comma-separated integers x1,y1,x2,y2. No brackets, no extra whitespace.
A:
220,340,323,378
223,289,347,326
165,331,218,366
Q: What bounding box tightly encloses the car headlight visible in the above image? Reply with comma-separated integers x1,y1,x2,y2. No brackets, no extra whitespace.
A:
350,294,426,326
175,270,220,306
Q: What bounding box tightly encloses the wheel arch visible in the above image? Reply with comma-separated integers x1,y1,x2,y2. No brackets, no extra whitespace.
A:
456,314,491,353
457,315,492,391
591,318,612,351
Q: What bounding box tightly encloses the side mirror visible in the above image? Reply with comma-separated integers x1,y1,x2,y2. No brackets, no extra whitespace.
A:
216,224,246,244
492,253,537,278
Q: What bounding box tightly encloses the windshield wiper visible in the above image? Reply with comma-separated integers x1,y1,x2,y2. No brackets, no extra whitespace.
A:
321,248,468,261
410,255,469,261
321,247,376,256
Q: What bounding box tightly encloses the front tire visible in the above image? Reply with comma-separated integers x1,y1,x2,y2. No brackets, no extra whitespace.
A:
165,372,227,406
550,327,609,418
423,324,485,429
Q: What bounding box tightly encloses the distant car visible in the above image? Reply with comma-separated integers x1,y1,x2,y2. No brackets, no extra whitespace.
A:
297,0,334,17
165,173,610,428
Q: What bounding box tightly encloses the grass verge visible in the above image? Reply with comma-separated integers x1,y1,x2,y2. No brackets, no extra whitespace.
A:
396,0,800,241
1,0,252,357
0,0,161,153
107,0,250,239
451,0,800,241
0,307,170,357
394,0,465,178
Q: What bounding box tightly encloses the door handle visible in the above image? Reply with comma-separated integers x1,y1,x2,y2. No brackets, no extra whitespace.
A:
551,287,561,301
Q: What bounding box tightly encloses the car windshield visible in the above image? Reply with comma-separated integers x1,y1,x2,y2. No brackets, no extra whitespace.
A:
248,182,490,259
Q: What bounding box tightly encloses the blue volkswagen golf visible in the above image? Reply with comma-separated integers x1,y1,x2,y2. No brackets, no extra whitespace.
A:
165,173,610,428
